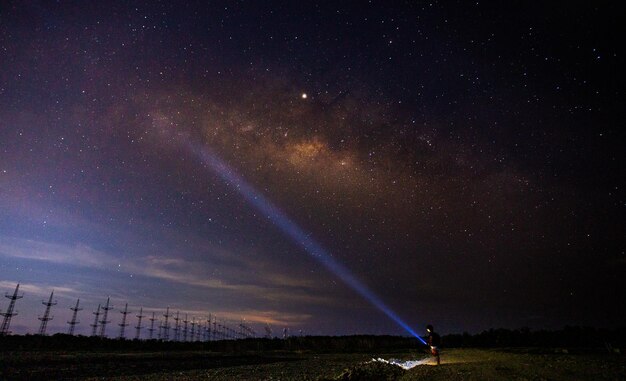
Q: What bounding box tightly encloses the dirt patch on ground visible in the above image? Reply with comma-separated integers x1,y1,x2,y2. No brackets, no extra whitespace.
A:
328,360,405,381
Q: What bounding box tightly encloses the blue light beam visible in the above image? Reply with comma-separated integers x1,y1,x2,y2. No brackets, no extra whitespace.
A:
188,142,426,344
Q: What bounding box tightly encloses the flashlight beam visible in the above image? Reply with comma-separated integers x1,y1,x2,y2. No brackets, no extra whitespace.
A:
187,141,427,345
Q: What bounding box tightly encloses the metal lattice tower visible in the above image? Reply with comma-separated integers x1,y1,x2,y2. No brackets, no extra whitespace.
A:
37,290,57,335
90,304,101,336
190,318,196,342
67,299,82,335
173,311,180,341
134,307,145,340
206,314,213,341
207,314,212,341
239,320,254,339
99,297,113,338
161,307,171,341
0,283,23,335
147,312,156,339
157,320,162,340
244,322,253,338
197,320,202,341
118,303,130,339
213,318,218,340
182,314,189,342
197,319,203,341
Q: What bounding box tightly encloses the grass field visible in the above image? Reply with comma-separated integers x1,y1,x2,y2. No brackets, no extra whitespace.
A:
2,348,624,380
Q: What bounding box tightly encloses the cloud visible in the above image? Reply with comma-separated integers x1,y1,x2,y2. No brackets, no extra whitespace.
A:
0,280,82,298
132,255,333,305
145,307,312,326
0,238,117,269
0,236,332,306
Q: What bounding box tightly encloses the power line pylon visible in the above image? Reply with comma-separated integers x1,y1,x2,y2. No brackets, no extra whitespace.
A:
67,298,82,335
37,290,57,335
161,307,171,341
135,307,145,340
99,297,113,338
0,283,23,335
118,303,130,339
147,312,156,340
91,304,101,336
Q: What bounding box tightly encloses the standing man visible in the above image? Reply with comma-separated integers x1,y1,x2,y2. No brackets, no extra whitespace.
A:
426,324,441,365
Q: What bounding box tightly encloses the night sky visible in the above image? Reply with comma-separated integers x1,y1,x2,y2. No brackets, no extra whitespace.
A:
0,1,623,337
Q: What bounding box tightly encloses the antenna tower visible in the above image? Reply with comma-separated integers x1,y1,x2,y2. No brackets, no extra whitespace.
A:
67,298,82,335
161,307,171,341
99,297,113,337
173,311,180,341
182,314,189,341
118,303,130,339
37,290,57,335
0,283,23,335
90,304,101,336
147,312,156,339
190,318,196,342
207,314,212,341
135,307,145,340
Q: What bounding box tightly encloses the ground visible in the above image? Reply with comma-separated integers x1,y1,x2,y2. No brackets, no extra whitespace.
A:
1,348,624,380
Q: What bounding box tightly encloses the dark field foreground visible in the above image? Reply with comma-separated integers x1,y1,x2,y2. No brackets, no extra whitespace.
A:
1,348,624,380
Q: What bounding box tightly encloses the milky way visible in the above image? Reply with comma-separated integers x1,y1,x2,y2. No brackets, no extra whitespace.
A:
0,2,623,336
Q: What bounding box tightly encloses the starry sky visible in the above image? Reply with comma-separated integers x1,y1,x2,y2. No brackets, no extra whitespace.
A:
0,1,624,337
